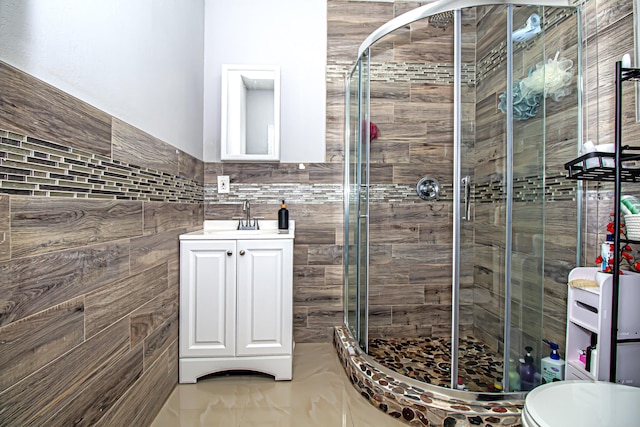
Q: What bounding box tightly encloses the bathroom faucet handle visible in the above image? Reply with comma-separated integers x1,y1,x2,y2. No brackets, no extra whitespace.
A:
232,216,245,229
253,216,264,230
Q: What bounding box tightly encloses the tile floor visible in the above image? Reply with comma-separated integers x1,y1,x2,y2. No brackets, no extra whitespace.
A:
151,343,405,427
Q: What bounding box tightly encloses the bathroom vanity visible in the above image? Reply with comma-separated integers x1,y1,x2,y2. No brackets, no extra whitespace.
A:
178,220,295,383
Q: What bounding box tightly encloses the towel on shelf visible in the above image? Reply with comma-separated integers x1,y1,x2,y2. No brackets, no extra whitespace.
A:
568,279,599,288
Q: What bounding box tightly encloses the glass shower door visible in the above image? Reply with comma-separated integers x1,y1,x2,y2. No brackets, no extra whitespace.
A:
345,51,370,351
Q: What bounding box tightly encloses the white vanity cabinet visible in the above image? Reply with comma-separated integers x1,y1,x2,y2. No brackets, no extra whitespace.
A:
179,221,294,383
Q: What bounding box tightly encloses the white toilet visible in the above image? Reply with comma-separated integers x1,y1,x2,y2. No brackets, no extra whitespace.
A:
521,381,640,427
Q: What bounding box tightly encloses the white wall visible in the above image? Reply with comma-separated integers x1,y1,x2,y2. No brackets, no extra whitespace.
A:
0,0,205,160
203,0,327,163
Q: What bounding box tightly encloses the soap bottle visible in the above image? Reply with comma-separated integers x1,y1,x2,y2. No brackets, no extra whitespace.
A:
519,346,536,391
278,200,289,232
600,233,614,272
541,340,565,383
508,358,521,391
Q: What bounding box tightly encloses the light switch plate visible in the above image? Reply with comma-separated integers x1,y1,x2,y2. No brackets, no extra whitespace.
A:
217,175,230,193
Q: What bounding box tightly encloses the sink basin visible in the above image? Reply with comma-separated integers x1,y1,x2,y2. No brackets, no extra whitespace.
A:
180,220,295,240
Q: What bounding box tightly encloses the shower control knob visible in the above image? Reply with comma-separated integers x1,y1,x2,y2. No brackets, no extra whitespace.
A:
417,177,440,201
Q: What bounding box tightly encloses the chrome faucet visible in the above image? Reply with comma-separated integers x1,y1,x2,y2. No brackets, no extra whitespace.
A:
243,199,251,227
233,199,262,230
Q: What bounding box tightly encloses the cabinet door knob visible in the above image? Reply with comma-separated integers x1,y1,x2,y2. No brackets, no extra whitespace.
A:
239,250,245,256
227,251,232,256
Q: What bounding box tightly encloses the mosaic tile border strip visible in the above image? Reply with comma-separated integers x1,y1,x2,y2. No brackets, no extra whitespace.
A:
333,326,523,427
204,174,576,206
205,183,343,205
0,130,203,203
327,61,476,86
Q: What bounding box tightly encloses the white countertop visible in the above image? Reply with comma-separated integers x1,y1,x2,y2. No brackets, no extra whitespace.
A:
180,220,295,240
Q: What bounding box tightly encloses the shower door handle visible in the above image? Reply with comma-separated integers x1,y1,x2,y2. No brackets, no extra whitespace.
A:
461,176,471,221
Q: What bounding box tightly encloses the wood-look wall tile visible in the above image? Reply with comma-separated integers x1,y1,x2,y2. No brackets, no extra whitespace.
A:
327,1,393,62
370,141,410,164
129,229,183,275
0,298,84,392
222,163,310,184
10,197,143,258
392,243,452,265
294,225,337,245
0,195,9,261
0,241,129,326
370,82,411,102
393,163,453,185
93,346,175,427
324,265,343,286
307,244,342,265
408,264,453,286
204,203,242,220
369,223,419,244
131,286,179,347
0,61,112,156
369,325,433,340
325,119,345,164
85,264,167,339
294,244,309,266
42,345,143,427
294,266,326,287
168,258,180,289
204,162,224,183
294,284,342,304
293,306,308,326
369,264,409,287
306,305,343,327
391,304,452,327
370,101,395,124
143,312,178,371
294,326,334,343
178,150,204,184
369,164,394,184
287,203,343,227
143,202,202,235
368,306,392,327
0,318,130,426
112,118,178,176
308,163,342,183
369,284,424,306
395,36,454,64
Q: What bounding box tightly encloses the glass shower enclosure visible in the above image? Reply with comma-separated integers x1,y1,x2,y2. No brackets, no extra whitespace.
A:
344,0,581,394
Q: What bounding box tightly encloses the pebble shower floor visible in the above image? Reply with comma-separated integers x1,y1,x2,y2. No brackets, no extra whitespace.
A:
368,336,504,393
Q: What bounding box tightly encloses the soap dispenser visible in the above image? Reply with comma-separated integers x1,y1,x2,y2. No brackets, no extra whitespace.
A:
278,200,289,232
519,346,536,391
541,340,565,383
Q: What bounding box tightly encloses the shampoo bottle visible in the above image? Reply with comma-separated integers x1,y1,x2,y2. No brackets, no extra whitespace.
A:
508,358,521,391
541,340,565,383
278,200,289,232
601,234,614,272
519,346,536,391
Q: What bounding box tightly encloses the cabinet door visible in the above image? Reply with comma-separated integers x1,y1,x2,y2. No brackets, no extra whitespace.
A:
180,240,236,357
236,239,293,356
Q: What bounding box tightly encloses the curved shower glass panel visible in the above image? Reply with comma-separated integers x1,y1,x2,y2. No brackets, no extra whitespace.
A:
344,0,581,396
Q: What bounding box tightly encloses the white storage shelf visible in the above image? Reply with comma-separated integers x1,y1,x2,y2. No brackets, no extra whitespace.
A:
565,267,640,386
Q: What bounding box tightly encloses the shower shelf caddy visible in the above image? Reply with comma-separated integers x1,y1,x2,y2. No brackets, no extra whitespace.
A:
564,62,640,384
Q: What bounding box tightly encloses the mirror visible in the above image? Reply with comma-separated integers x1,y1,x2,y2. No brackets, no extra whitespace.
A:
221,65,280,161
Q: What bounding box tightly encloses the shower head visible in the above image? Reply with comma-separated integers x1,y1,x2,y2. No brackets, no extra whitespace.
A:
428,11,454,30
